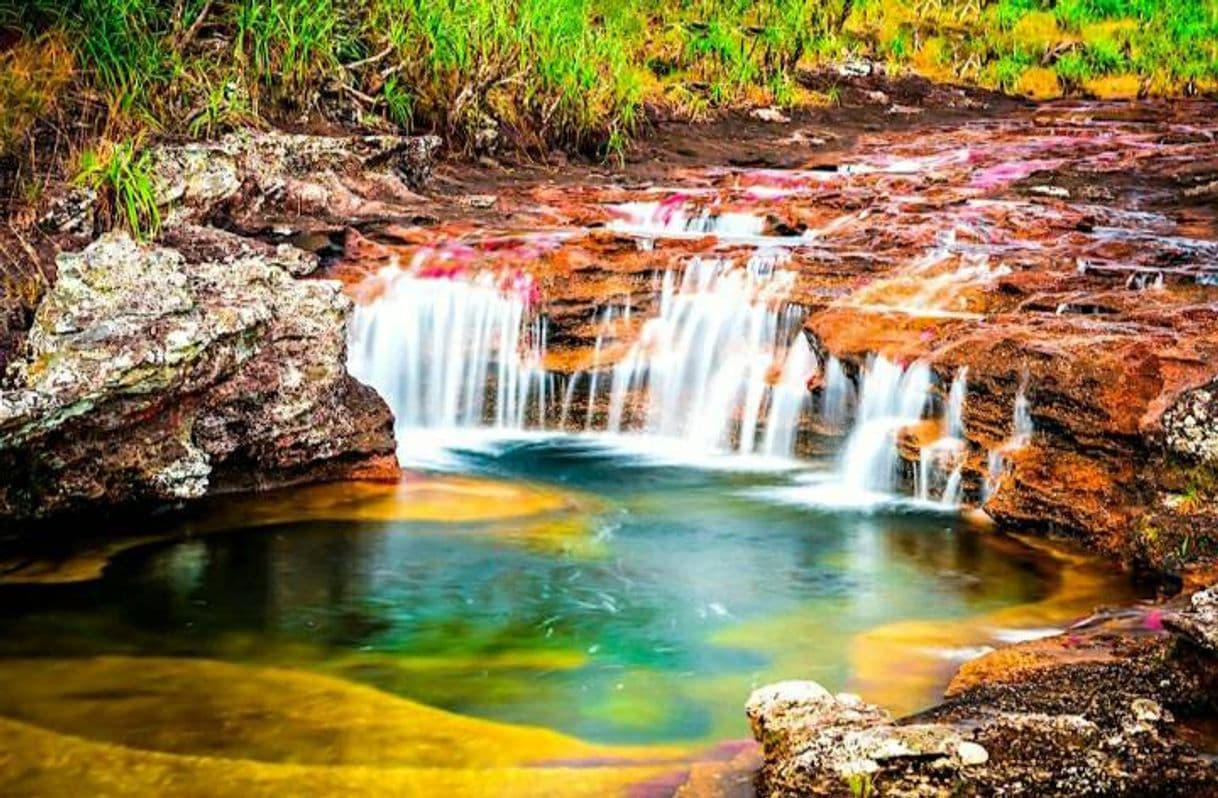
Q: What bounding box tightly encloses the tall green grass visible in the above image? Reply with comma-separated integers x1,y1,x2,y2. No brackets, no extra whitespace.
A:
73,138,160,241
3,0,848,157
1,0,1217,169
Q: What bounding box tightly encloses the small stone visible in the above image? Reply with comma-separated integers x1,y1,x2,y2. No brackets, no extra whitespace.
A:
957,741,989,766
750,107,790,124
1029,185,1071,199
1131,698,1164,724
458,194,498,209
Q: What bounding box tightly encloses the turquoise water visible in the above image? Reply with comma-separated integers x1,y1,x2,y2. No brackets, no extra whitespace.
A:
0,437,1058,746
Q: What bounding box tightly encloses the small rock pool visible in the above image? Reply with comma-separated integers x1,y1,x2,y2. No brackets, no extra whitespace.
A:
0,436,1135,794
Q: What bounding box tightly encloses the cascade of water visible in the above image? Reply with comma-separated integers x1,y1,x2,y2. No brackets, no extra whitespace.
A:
603,252,809,455
821,356,854,430
608,201,767,239
915,367,969,505
761,334,818,457
837,357,932,495
918,437,966,505
985,380,1034,499
560,372,582,430
584,307,616,431
347,266,547,444
1013,383,1033,442
946,367,968,439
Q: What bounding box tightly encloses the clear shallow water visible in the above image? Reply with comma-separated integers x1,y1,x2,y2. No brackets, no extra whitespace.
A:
0,437,1095,749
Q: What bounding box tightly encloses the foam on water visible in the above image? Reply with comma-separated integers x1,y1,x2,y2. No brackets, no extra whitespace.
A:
603,253,811,457
347,265,548,466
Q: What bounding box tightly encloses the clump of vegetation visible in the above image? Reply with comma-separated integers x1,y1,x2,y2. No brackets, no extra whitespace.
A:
73,138,160,241
0,0,1216,209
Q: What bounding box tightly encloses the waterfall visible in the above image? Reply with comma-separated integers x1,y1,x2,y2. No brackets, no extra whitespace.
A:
946,367,968,439
761,335,817,457
821,356,854,431
1013,384,1033,442
602,253,810,456
917,368,968,506
985,380,1034,499
347,266,548,452
837,356,932,495
585,307,617,431
607,201,767,239
559,372,582,429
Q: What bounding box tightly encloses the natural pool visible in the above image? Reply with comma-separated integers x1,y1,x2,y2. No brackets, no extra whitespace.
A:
0,436,1135,793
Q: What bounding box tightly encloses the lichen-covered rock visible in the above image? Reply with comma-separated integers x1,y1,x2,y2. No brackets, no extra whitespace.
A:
750,591,1218,797
747,684,994,796
150,131,441,230
1164,383,1218,464
0,232,397,519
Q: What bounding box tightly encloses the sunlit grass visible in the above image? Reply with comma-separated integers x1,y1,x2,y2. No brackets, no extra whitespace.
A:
1,0,1216,169
72,137,160,241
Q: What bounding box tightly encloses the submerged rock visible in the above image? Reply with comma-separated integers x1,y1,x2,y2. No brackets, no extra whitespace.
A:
0,232,397,519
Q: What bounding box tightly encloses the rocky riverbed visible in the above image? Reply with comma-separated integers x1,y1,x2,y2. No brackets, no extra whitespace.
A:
2,77,1217,796
324,99,1218,575
747,584,1218,797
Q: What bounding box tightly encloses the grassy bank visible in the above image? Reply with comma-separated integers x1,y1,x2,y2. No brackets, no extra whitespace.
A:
1,0,1217,204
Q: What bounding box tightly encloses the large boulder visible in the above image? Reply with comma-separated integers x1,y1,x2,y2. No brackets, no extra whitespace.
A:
749,589,1218,797
0,231,397,519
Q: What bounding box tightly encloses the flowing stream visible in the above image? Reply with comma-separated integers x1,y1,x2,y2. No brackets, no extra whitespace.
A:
3,107,1190,793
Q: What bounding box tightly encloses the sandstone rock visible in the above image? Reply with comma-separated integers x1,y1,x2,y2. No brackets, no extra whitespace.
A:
0,232,397,519
750,587,1218,797
1163,583,1218,653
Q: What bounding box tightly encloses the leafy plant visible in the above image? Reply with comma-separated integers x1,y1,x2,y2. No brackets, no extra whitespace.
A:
73,139,161,241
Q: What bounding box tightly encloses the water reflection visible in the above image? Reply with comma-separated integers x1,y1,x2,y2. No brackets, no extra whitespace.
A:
0,438,1131,748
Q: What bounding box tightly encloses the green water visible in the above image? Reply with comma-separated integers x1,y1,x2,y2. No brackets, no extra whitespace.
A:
0,437,1059,746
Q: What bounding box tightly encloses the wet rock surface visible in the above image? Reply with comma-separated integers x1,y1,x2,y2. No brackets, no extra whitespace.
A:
748,589,1218,797
326,100,1218,570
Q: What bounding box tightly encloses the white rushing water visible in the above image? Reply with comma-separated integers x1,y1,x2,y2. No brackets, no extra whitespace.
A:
601,253,813,457
985,380,1035,499
606,201,814,248
918,368,968,506
837,356,932,496
347,266,548,463
820,356,854,431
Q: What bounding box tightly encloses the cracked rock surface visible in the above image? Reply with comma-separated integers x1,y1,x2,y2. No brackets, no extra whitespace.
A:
0,232,396,519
